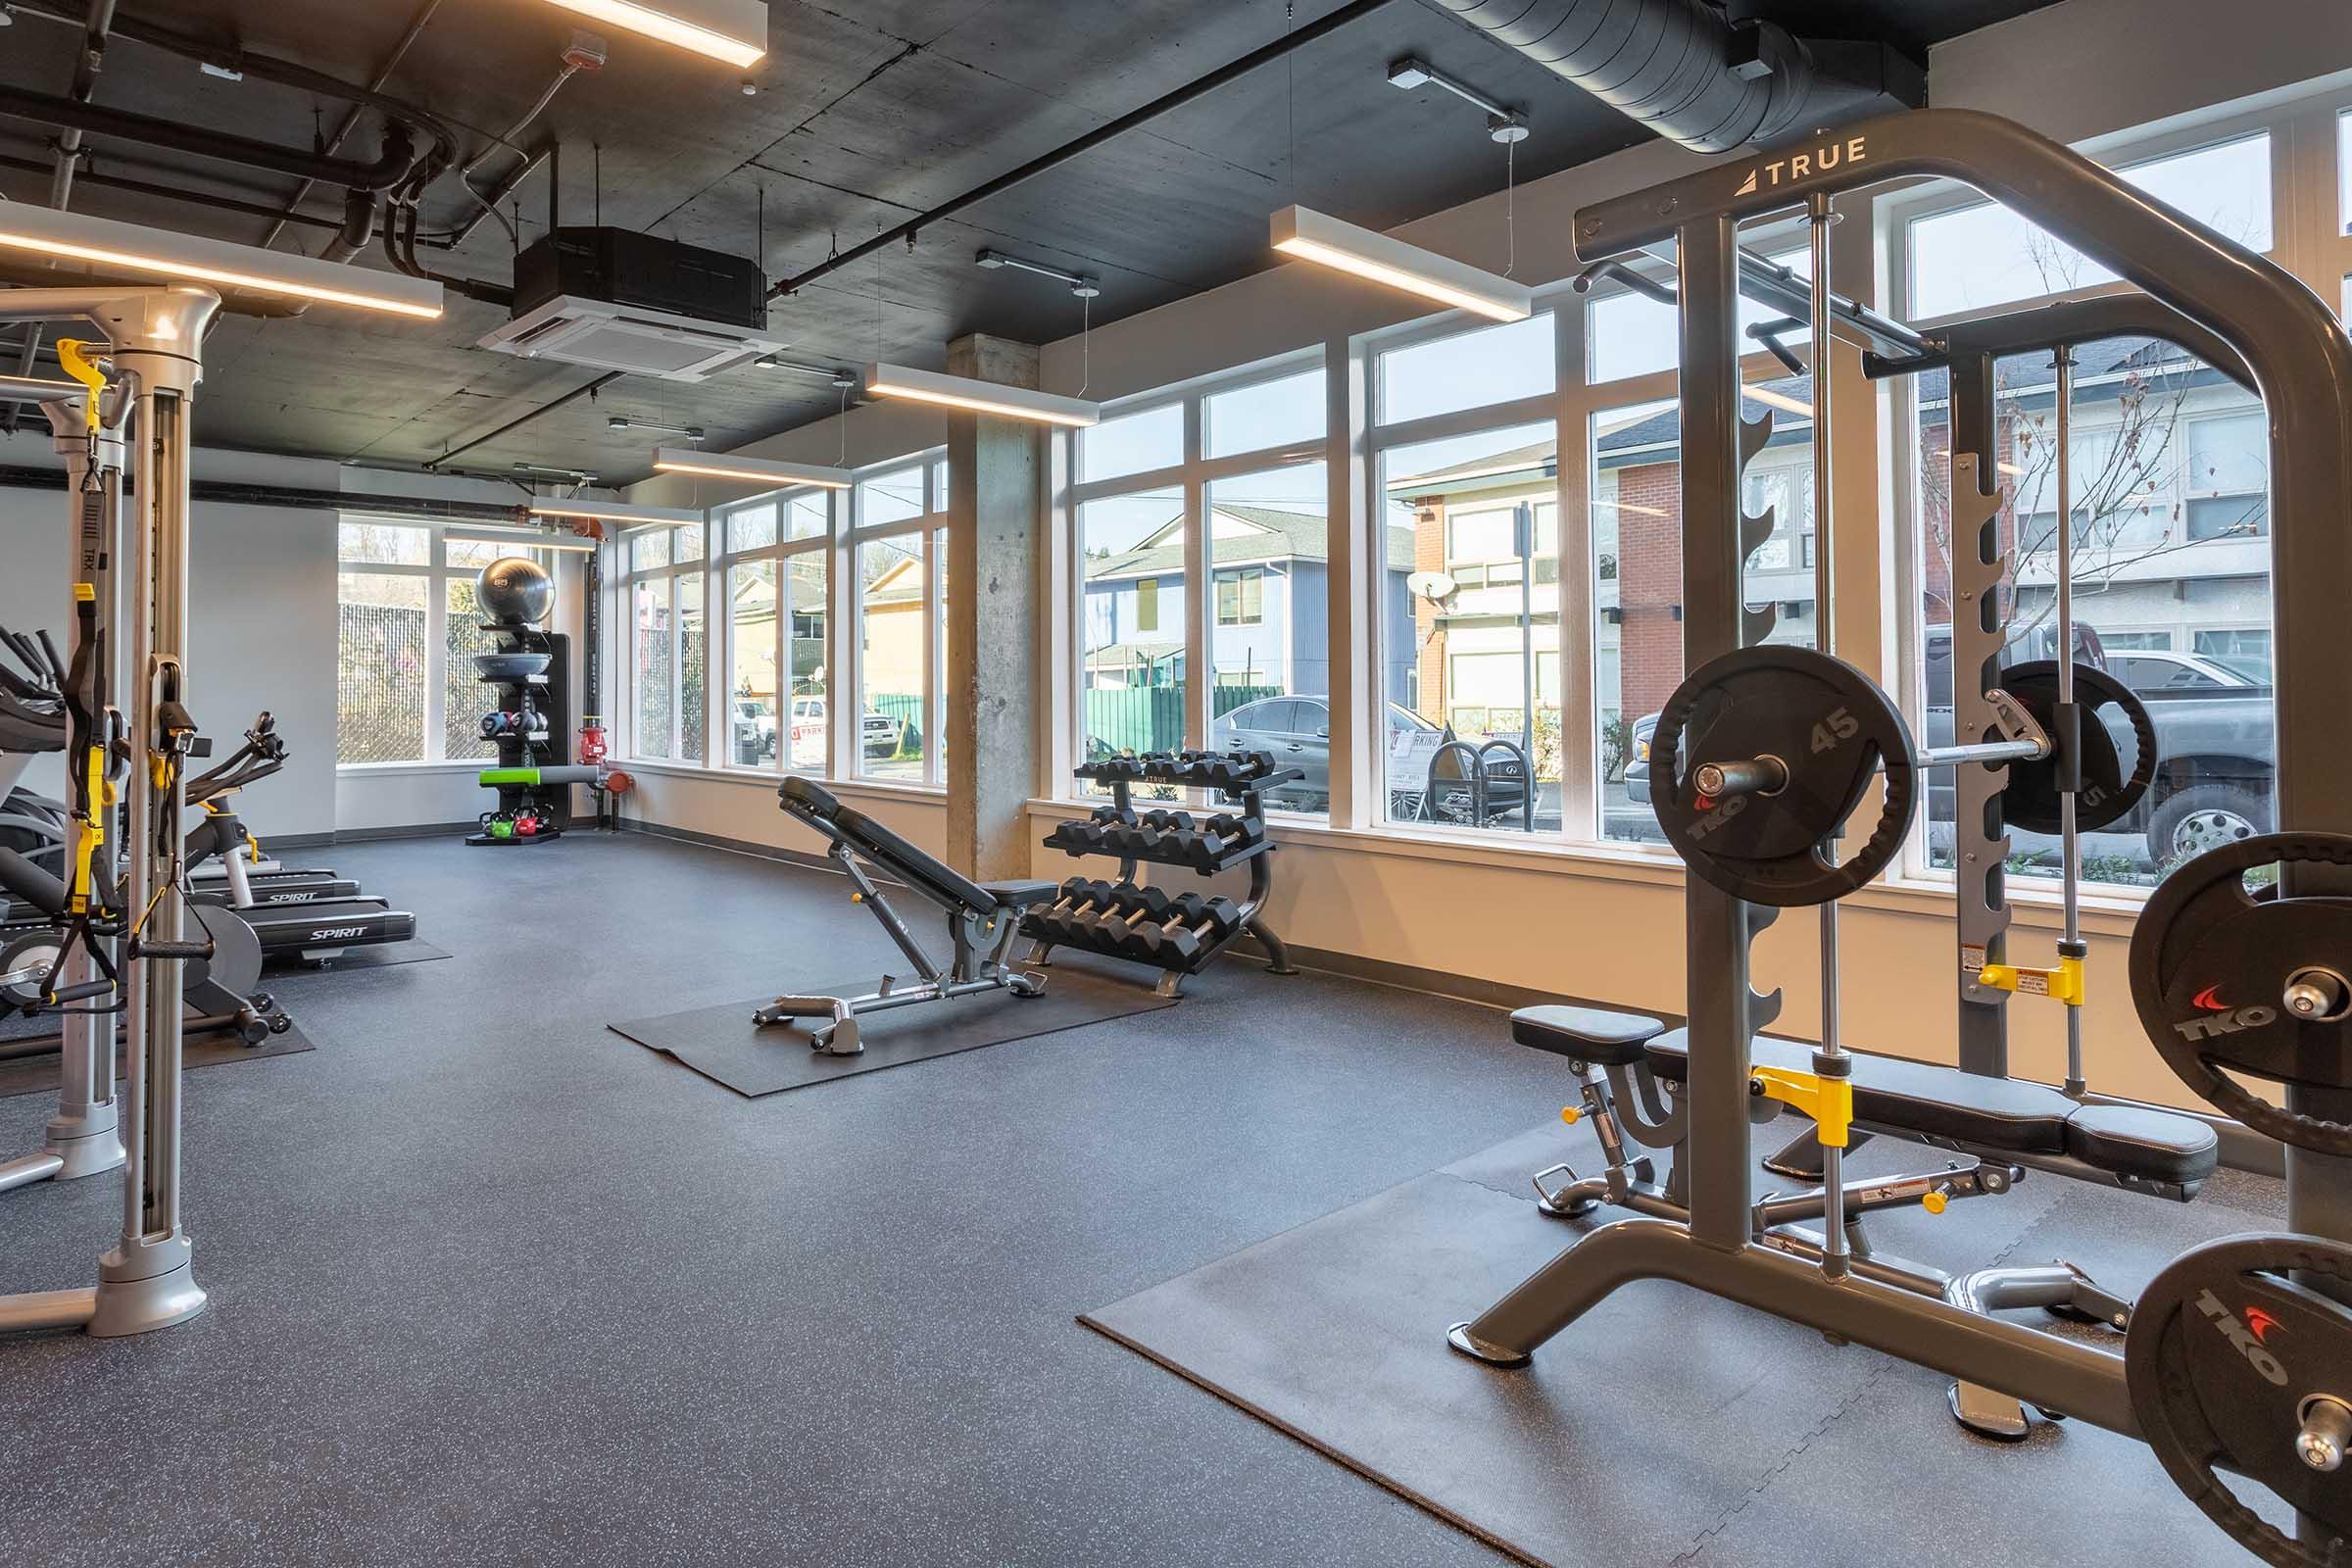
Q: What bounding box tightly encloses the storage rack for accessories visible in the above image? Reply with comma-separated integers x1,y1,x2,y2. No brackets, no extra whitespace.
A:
466,627,573,847
1023,749,1301,997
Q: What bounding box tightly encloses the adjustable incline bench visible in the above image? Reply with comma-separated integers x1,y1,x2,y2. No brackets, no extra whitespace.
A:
1492,1005,2218,1434
761,776,1056,1054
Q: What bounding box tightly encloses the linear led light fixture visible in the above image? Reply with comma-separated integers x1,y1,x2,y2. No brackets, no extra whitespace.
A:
525,496,706,529
0,202,444,318
862,364,1101,428
756,356,858,388
447,527,599,555
513,462,602,482
650,446,852,490
1386,56,1529,143
1270,206,1531,324
542,0,766,69
609,414,705,440
975,249,1101,298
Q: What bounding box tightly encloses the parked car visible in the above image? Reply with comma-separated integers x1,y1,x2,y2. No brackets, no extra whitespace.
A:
730,698,779,765
1209,695,1530,824
1626,625,2275,864
773,696,906,764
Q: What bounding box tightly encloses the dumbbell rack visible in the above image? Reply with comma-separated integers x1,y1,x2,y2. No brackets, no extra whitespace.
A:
466,624,567,848
1022,750,1300,997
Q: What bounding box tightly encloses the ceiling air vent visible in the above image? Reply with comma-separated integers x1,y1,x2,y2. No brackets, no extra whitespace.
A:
477,225,789,382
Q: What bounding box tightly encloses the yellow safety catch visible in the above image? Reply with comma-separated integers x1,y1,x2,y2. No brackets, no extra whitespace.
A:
1976,954,2085,1007
1749,1065,1854,1150
1560,1105,1583,1128
55,338,106,432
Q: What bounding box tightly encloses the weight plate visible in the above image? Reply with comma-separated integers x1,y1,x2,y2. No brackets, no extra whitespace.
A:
2127,1233,2352,1567
1651,646,1918,907
1997,661,2158,834
2130,832,2352,1155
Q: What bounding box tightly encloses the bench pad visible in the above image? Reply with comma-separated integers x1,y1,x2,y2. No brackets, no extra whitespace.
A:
1510,1005,1668,1066
1642,1029,2216,1186
981,879,1061,908
782,775,1000,913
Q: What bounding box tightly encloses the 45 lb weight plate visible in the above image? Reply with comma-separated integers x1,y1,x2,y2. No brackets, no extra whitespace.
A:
1651,646,1918,906
1997,661,2158,834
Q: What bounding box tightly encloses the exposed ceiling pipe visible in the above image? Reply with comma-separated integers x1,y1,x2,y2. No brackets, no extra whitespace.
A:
1414,0,1916,154
771,0,1401,300
0,153,347,231
259,0,445,257
7,0,115,422
0,82,420,190
426,370,623,471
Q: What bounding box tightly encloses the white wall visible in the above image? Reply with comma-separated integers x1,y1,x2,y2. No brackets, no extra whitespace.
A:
608,0,2352,1113
0,427,567,839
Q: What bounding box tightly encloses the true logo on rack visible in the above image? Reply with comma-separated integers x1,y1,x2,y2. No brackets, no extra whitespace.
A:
2195,1288,2288,1385
1735,135,1870,197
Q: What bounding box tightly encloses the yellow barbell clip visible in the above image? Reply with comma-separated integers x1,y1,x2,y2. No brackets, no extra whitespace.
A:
1749,1065,1854,1150
1976,954,2085,1006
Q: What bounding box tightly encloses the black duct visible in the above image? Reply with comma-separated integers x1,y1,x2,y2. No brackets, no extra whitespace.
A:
1418,0,1838,153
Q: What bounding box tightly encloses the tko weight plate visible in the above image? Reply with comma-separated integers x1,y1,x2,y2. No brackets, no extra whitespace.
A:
2127,1233,2352,1567
1650,646,1917,907
1996,661,2158,834
2130,832,2352,1155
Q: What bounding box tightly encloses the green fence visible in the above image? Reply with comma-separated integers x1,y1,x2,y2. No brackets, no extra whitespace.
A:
869,692,924,759
1082,684,1280,756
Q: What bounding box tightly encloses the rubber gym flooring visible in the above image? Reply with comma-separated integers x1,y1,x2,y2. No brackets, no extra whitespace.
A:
0,830,2278,1566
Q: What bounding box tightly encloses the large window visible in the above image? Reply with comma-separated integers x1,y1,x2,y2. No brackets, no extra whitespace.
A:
624,522,706,763
853,459,951,784
1072,357,1328,812
1367,309,1560,836
1904,340,2275,890
337,522,546,765
714,493,830,773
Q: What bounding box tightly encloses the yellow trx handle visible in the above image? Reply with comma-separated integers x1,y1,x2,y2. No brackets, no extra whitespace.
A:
1750,1066,1854,1150
55,338,106,432
1976,954,2085,1007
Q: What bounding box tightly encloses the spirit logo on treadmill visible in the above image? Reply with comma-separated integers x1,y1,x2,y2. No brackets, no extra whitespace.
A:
309,925,368,941
2195,1288,2288,1386
1735,135,1869,197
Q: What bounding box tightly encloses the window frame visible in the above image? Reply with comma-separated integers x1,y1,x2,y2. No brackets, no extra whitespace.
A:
620,519,710,766
848,451,951,788
335,519,549,769
710,488,835,777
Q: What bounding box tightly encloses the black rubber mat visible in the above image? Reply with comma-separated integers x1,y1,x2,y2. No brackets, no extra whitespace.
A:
275,939,452,971
1082,1117,2290,1568
608,964,1175,1097
0,1018,315,1100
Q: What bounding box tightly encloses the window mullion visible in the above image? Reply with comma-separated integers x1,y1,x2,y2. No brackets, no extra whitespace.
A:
1182,391,1207,752
1557,310,1598,843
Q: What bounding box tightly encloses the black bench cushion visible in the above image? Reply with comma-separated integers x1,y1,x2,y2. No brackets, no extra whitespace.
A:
982,879,1061,908
781,776,1000,913
1641,1030,2218,1185
1510,1005,1668,1066
2064,1103,2217,1186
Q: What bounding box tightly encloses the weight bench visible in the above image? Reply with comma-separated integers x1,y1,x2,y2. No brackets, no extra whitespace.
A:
1503,1004,2219,1437
762,776,1055,1054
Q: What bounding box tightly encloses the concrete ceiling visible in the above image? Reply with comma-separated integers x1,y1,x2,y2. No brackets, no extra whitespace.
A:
0,0,2065,484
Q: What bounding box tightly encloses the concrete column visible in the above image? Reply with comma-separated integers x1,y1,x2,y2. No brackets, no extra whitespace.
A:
944,332,1042,881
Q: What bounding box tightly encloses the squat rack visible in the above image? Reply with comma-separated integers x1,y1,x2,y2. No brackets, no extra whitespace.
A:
1468,107,2352,1441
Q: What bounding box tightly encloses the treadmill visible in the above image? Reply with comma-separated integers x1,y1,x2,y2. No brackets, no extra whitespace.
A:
181,715,417,963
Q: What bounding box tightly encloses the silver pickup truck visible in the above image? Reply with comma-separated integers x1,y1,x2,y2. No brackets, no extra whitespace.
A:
1627,628,2274,867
